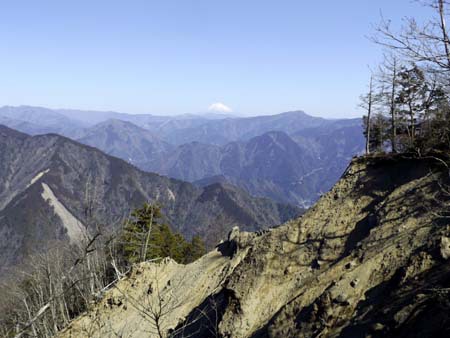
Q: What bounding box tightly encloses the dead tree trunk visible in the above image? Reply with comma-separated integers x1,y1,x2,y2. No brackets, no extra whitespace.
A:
439,0,450,68
365,76,374,154
142,205,155,262
389,58,398,152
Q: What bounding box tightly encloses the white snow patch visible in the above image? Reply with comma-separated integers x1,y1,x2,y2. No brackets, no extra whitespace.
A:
167,188,176,201
28,169,50,188
41,183,85,242
208,102,233,113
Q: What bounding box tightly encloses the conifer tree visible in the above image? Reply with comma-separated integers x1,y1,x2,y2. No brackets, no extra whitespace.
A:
184,235,207,263
395,65,428,149
121,203,163,263
121,203,206,264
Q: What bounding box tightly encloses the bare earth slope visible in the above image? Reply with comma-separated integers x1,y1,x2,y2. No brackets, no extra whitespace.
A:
59,155,450,338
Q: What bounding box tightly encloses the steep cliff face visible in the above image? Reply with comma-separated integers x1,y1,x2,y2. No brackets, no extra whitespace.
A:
59,155,450,338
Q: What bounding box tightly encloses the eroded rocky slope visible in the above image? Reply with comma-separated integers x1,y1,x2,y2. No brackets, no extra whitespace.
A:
59,155,450,337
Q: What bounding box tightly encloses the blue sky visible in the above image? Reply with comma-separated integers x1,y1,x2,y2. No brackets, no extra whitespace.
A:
0,0,432,118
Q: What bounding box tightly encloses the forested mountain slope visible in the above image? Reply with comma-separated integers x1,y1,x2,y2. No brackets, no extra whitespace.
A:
0,125,301,273
76,119,174,166
82,121,364,207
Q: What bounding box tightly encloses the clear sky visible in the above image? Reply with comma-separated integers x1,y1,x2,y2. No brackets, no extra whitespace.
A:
0,0,432,118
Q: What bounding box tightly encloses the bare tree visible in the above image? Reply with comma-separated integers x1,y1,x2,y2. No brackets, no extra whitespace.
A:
438,0,450,67
113,259,184,338
377,54,401,152
1,231,120,338
373,0,450,75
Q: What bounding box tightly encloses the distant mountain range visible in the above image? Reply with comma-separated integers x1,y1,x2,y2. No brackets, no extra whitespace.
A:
0,125,300,273
146,131,320,206
76,119,174,164
0,105,365,206
143,126,363,207
159,110,342,145
0,105,231,138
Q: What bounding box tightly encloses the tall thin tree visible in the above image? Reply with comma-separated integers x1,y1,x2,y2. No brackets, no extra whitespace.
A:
361,75,375,154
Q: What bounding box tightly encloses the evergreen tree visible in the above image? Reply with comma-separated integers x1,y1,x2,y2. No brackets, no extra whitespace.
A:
371,113,390,152
121,203,164,263
395,66,429,149
121,203,206,264
183,235,207,263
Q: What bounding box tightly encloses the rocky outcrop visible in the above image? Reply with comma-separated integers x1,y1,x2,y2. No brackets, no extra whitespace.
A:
59,155,450,338
440,236,450,259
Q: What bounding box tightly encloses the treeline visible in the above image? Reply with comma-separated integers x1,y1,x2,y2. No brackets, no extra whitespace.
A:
361,0,450,155
0,203,206,338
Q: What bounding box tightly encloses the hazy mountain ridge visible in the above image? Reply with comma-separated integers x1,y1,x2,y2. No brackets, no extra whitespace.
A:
76,119,174,166
143,131,318,207
75,109,363,206
138,128,363,207
0,106,87,138
162,110,330,145
0,105,365,206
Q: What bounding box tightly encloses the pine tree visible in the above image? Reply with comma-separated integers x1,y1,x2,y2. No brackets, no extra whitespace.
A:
395,66,428,149
370,113,390,152
120,203,206,264
183,235,206,263
121,203,163,263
